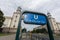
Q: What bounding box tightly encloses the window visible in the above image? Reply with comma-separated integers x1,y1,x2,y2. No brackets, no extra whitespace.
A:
15,20,16,22
16,16,17,18
13,25,15,28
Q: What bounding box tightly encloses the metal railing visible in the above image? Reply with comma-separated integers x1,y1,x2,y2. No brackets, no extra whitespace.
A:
30,34,50,40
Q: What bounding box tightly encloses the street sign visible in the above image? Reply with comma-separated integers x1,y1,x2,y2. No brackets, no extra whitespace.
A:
23,12,47,25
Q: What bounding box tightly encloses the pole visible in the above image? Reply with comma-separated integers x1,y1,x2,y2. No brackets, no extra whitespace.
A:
15,12,22,40
46,17,54,40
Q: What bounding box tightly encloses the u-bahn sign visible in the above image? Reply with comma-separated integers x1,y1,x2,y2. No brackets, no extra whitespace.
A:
15,11,54,40
23,11,47,25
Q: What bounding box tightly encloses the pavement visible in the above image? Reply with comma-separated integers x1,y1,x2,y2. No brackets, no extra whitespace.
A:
0,34,15,40
0,33,31,40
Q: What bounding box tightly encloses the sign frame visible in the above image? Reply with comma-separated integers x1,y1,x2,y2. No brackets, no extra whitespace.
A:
15,11,54,40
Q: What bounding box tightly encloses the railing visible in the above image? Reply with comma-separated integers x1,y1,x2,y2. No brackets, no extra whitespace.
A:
21,33,50,40
30,34,50,40
21,33,60,40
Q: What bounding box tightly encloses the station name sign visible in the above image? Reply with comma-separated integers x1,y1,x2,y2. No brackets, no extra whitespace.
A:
23,12,47,25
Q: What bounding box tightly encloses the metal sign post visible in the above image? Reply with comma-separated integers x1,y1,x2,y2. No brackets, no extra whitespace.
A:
23,11,54,40
46,17,54,40
15,11,54,40
15,12,22,40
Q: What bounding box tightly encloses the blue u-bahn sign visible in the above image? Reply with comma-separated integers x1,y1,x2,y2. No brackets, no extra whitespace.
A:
15,11,54,40
23,12,47,25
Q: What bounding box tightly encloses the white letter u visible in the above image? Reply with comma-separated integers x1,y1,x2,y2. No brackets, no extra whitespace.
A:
34,15,38,19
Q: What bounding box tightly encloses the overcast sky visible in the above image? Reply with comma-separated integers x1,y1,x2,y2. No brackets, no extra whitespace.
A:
0,0,60,30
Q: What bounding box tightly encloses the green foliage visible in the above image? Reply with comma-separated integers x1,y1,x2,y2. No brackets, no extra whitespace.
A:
22,28,27,33
31,30,36,33
0,10,5,32
0,10,3,15
0,10,5,27
0,33,13,36
31,28,48,33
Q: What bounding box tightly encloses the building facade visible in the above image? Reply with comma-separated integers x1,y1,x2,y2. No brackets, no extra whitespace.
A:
2,7,60,33
47,13,60,33
2,7,21,33
34,13,60,34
